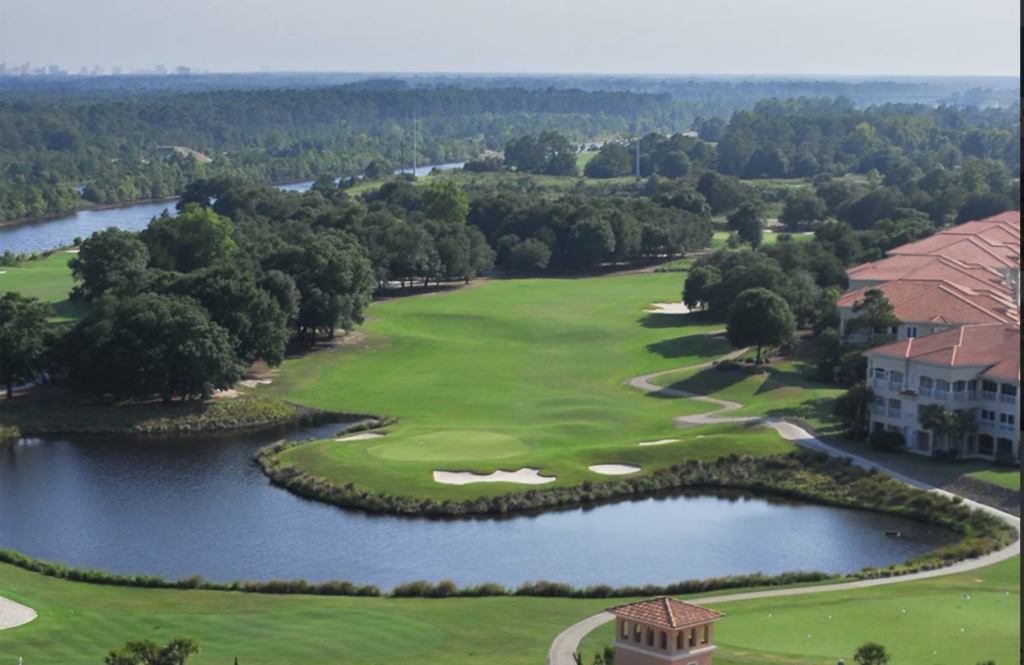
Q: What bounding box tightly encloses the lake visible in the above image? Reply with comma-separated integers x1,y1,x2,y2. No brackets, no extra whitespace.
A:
0,421,957,590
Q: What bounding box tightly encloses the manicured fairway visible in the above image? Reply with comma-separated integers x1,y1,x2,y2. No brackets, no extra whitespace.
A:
0,252,85,321
580,558,1021,665
5,559,1017,665
0,563,610,665
651,362,846,434
268,274,798,500
710,231,814,249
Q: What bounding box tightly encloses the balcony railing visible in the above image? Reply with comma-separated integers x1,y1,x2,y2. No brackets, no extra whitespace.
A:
999,423,1016,433
889,381,904,392
982,391,998,402
1000,394,1017,405
873,405,886,416
980,420,998,432
888,408,902,419
873,378,887,391
952,391,970,403
934,390,949,401
919,387,934,398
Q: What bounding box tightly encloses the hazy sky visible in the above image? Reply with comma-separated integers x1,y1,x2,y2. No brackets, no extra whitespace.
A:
1,0,1020,76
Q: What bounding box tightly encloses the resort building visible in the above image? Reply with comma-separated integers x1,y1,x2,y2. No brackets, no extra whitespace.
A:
607,597,724,665
844,212,1021,462
864,323,1020,461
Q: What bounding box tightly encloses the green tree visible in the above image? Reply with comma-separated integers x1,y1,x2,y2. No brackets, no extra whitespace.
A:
682,265,721,312
585,144,633,179
159,262,290,367
422,180,470,226
364,158,394,180
780,189,828,231
844,288,901,346
568,216,616,269
834,381,874,439
0,292,54,398
292,231,375,342
919,405,978,459
510,238,552,271
726,288,797,363
105,635,200,665
69,227,151,301
66,294,243,402
727,202,765,248
853,642,890,665
143,203,238,272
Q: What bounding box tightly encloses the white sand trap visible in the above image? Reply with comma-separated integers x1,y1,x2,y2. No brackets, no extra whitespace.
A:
0,595,37,630
239,378,273,388
644,302,691,315
65,249,80,254
0,270,6,275
433,468,556,486
638,438,680,447
212,389,241,399
334,432,385,442
589,464,642,475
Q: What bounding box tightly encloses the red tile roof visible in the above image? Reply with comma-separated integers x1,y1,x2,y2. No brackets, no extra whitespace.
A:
847,256,1008,293
974,211,1021,226
607,597,724,629
867,324,1021,381
838,280,1018,326
887,235,1019,268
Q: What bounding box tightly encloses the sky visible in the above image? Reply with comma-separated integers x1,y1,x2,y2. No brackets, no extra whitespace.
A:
0,0,1020,76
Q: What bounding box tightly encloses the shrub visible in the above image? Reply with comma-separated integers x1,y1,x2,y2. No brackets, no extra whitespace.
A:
995,453,1019,468
869,430,905,453
715,360,741,372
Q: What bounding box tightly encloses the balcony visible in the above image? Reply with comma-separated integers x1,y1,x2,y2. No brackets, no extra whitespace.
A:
919,387,933,398
887,408,902,419
934,390,949,402
999,423,1016,433
980,420,998,432
888,381,904,393
982,391,998,402
1000,394,1017,405
952,391,971,403
873,405,886,416
873,378,887,392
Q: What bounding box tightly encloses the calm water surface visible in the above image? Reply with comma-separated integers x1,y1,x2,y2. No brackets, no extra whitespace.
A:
0,422,957,589
0,162,465,254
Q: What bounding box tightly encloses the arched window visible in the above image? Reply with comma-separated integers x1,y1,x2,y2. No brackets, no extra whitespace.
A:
660,631,668,650
647,627,655,647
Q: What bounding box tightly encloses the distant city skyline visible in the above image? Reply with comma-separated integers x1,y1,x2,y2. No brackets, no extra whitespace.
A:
0,0,1020,77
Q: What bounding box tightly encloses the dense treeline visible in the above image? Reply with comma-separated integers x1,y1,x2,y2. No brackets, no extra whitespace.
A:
0,86,696,220
1,170,712,400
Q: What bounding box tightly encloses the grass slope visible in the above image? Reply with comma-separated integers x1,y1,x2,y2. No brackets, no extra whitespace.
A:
5,559,1016,665
0,252,85,321
267,275,796,501
580,558,1020,665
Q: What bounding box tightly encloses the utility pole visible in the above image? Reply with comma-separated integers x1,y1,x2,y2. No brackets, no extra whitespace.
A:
412,112,418,175
635,127,641,180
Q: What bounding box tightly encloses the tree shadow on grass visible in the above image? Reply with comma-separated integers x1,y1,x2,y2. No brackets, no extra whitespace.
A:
637,312,719,330
644,366,748,400
51,298,89,321
645,332,733,360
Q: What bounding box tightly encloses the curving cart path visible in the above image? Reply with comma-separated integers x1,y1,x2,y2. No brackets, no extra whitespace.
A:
547,355,1022,665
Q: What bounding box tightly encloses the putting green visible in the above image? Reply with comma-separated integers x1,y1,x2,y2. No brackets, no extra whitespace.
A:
367,431,530,461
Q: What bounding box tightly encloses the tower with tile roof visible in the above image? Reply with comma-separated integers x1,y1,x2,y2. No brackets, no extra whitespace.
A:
606,597,724,665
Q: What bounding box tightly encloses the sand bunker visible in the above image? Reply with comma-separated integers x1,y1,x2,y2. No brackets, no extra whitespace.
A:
644,302,691,315
335,432,385,442
0,595,37,630
638,438,680,447
433,468,556,486
64,249,80,254
239,378,273,388
589,464,642,475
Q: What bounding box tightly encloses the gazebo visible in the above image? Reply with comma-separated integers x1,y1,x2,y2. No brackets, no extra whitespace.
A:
606,596,725,665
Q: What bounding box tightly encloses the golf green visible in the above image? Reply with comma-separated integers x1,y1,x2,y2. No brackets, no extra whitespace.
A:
367,431,530,461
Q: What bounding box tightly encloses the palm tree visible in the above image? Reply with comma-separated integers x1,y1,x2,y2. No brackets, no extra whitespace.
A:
835,381,874,440
919,405,978,460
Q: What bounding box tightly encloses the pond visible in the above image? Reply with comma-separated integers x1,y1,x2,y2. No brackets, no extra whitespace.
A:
0,421,958,590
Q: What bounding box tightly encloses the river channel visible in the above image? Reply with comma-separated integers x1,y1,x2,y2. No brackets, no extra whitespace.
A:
0,162,465,255
0,420,957,590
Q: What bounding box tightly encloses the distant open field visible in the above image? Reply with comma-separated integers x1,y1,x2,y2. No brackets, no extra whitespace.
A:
0,251,85,321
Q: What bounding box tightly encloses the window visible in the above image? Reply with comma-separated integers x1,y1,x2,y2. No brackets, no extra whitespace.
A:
634,623,642,643
873,368,886,378
906,326,918,338
647,627,655,647
701,625,709,645
999,413,1016,431
889,326,899,336
978,434,995,455
621,621,629,640
980,409,998,427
